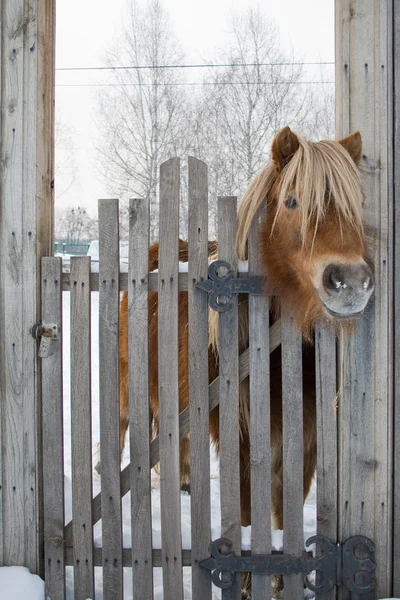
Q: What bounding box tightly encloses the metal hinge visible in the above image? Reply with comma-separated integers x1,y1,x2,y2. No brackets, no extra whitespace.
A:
200,535,375,595
31,323,59,358
196,260,264,312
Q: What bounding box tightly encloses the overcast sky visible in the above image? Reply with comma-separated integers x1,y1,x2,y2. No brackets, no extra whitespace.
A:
55,0,334,216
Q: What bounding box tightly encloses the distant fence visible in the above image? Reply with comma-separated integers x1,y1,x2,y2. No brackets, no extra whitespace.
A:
54,241,91,255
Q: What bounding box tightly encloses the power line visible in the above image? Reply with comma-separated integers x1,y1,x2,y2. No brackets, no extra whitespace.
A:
56,80,334,88
56,61,334,72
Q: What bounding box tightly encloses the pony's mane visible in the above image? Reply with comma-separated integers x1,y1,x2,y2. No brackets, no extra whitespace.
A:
236,135,364,260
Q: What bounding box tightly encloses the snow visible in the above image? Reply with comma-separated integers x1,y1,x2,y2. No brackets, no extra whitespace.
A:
0,567,45,600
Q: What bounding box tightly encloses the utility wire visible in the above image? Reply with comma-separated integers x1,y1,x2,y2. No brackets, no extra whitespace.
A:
56,80,334,88
56,60,334,72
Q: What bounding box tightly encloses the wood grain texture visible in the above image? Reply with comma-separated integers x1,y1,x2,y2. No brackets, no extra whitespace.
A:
64,320,282,541
158,158,184,600
0,0,54,572
128,198,154,600
41,258,65,599
98,200,123,598
188,158,212,599
70,257,94,600
248,204,271,600
281,310,304,599
315,324,337,600
336,2,392,598
393,1,400,594
218,197,241,600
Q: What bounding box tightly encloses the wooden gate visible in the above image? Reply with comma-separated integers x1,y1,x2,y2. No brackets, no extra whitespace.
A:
40,157,347,600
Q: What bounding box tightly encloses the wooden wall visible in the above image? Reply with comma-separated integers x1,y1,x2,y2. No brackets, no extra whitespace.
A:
0,0,55,573
336,1,393,597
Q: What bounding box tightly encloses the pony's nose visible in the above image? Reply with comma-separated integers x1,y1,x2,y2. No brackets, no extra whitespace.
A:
323,263,374,295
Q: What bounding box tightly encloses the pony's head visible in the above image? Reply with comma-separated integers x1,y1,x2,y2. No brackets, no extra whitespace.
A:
236,127,374,332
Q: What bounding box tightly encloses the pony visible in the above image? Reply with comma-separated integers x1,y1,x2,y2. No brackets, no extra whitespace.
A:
118,126,374,597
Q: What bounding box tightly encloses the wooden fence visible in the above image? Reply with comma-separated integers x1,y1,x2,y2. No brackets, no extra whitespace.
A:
40,157,342,600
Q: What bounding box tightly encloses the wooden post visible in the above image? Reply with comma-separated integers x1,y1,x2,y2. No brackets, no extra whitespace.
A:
0,0,55,574
336,1,393,597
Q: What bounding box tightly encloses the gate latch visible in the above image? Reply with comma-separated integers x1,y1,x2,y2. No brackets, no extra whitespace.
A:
200,535,375,595
196,260,264,313
31,323,59,358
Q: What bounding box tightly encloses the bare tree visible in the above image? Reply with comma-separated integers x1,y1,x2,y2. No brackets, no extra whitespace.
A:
55,206,98,243
191,9,317,234
55,117,78,200
96,0,195,239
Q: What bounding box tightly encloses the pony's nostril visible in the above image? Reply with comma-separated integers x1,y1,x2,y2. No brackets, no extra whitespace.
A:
324,265,345,293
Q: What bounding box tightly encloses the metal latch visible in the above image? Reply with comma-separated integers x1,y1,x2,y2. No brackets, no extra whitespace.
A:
31,323,59,358
200,535,375,595
196,260,264,313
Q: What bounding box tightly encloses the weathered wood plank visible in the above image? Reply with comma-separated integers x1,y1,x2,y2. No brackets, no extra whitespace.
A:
315,324,337,600
70,257,94,599
0,0,54,572
128,198,153,600
64,320,282,541
158,158,184,600
98,199,123,598
61,271,270,292
336,1,392,598
393,1,400,594
218,197,241,600
188,157,212,599
281,310,303,599
41,258,65,600
248,204,271,600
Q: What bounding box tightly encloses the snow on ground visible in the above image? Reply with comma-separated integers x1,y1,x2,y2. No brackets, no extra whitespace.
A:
0,567,44,600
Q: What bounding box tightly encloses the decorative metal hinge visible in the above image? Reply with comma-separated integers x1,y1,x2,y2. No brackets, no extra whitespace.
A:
31,323,59,358
196,260,264,312
200,535,375,595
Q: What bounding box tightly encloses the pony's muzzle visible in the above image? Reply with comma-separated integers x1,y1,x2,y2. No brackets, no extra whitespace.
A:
321,262,374,317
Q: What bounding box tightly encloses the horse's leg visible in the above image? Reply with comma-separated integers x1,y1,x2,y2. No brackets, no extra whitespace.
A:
179,436,191,492
119,363,129,458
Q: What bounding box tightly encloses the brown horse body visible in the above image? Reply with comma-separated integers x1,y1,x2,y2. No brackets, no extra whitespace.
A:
118,127,374,593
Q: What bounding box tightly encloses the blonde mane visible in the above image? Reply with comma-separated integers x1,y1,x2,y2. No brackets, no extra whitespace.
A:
236,136,364,260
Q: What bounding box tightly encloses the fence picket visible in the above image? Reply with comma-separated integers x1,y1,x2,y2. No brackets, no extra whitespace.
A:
70,256,94,600
248,207,272,599
42,258,65,600
158,158,184,600
188,157,212,599
281,310,304,599
129,198,154,600
98,199,123,598
315,324,337,599
218,197,241,600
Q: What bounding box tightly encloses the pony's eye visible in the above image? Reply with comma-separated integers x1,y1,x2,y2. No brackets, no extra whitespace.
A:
285,196,297,210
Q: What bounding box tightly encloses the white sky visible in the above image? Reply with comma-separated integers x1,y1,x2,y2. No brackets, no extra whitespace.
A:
55,0,334,216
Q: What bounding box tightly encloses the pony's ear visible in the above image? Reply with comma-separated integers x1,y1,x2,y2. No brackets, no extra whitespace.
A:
271,126,300,171
339,131,362,164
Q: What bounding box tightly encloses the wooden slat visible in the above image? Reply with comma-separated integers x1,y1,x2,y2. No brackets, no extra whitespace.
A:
61,271,268,292
393,1,400,594
64,320,282,542
98,200,123,598
281,310,303,599
42,258,65,600
158,158,184,600
248,204,271,599
336,1,393,598
66,547,280,567
0,0,54,572
129,198,153,600
218,197,241,600
188,157,212,599
315,324,337,600
70,257,94,599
